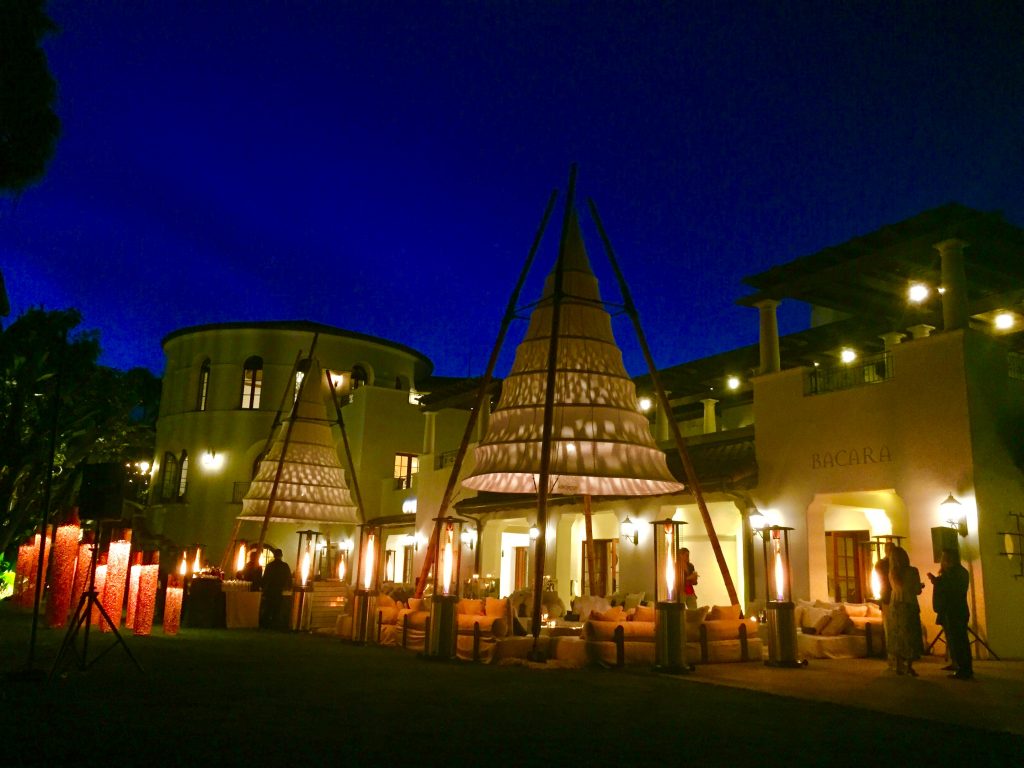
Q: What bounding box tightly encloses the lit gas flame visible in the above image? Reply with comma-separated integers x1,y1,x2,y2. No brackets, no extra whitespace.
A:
441,524,455,596
361,533,376,590
664,524,676,601
337,556,346,582
236,543,246,574
870,555,882,600
772,536,785,602
178,552,188,576
300,546,312,587
192,547,202,574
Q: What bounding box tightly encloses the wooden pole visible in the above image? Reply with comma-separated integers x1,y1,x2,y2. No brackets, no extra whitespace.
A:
256,334,320,551
531,164,578,655
412,190,559,599
588,198,740,606
583,494,596,595
326,371,367,524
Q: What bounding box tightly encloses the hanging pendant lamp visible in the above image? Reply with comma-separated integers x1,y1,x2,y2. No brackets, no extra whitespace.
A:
239,361,360,525
462,211,683,497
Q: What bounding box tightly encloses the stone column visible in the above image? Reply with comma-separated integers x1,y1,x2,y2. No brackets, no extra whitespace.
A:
879,331,906,351
475,396,492,443
934,238,969,331
422,411,436,456
655,394,672,442
701,398,718,434
755,299,781,374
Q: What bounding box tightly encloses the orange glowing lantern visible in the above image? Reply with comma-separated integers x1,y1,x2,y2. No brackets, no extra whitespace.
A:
101,533,132,632
46,511,82,627
14,532,51,609
192,546,202,575
163,573,183,635
133,555,160,636
651,518,687,604
870,560,882,601
69,533,95,618
178,552,188,577
300,547,312,587
91,562,108,627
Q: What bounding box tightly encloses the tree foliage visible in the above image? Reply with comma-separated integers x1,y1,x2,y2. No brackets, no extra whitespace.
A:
0,0,61,195
0,308,159,556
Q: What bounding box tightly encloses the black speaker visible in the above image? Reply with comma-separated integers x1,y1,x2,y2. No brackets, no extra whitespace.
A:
930,526,960,564
78,462,127,520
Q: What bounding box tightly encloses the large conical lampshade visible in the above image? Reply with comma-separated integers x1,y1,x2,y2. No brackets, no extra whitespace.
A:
463,212,684,497
239,361,360,524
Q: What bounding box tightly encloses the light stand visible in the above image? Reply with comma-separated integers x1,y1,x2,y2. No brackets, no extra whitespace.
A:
50,520,144,677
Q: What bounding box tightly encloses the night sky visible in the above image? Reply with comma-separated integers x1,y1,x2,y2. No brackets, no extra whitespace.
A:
2,2,1022,378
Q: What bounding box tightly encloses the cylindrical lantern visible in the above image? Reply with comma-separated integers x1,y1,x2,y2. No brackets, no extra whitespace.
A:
163,572,184,635
91,561,108,627
651,518,689,673
351,524,382,643
101,531,132,632
125,552,144,629
133,553,160,636
69,533,95,620
760,525,800,667
336,540,354,584
234,541,248,576
45,511,82,627
426,517,464,659
14,533,51,609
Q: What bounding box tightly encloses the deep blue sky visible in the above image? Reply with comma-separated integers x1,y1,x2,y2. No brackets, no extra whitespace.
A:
3,2,1023,377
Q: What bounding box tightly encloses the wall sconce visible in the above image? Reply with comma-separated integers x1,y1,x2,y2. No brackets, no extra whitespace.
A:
402,532,419,551
200,450,224,471
942,493,967,537
460,527,478,551
401,498,417,515
620,516,638,546
529,524,540,541
749,511,767,536
638,396,653,413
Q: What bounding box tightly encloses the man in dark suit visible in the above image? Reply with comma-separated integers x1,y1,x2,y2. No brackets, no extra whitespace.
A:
929,548,973,680
260,548,292,630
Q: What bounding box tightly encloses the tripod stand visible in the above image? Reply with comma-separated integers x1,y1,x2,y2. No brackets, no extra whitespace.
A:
926,625,1000,660
50,521,144,677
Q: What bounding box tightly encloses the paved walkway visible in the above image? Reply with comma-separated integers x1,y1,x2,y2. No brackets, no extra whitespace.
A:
684,654,1024,736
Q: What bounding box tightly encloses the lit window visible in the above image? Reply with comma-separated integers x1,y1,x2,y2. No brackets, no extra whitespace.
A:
177,452,189,498
241,356,263,409
196,359,211,411
394,453,419,490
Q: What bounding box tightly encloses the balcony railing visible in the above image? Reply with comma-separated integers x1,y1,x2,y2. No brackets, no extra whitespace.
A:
805,352,893,396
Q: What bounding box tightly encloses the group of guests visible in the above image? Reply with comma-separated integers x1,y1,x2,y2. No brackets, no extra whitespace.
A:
238,546,293,629
874,544,973,680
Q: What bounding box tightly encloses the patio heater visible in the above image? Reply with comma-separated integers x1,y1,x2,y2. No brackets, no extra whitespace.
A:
652,518,690,673
352,523,382,644
336,539,354,583
759,524,801,667
426,517,465,659
290,529,322,631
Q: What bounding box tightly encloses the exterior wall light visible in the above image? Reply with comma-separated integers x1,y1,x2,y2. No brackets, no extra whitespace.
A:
638,396,653,413
941,493,967,537
529,524,540,541
840,348,857,364
749,511,767,534
401,498,417,515
726,376,741,391
907,283,930,303
200,450,224,471
994,312,1016,331
460,527,478,550
620,516,638,546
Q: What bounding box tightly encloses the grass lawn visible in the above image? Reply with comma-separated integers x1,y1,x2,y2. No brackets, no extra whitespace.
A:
1,606,1020,767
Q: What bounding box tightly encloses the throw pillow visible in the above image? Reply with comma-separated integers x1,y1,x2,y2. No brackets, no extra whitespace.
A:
591,606,625,622
624,592,645,611
801,606,831,633
821,606,851,636
407,597,423,612
633,604,656,622
867,602,882,618
485,597,507,618
377,593,396,608
707,604,741,622
459,598,484,615
842,602,869,618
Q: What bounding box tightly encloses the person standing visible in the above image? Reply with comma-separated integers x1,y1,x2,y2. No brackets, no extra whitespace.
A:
889,546,924,676
260,548,292,630
680,547,698,610
929,548,973,680
874,542,895,669
238,548,263,591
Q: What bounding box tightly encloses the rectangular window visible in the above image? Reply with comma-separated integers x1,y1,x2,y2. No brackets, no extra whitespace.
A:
393,453,419,490
825,530,868,603
177,454,189,499
241,369,262,409
197,364,210,411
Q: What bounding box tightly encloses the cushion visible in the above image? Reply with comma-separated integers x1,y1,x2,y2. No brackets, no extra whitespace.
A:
377,593,396,608
814,599,837,610
821,607,851,637
574,595,611,620
632,604,656,622
623,592,645,611
707,604,741,622
485,597,507,618
794,599,816,628
801,606,832,633
867,602,882,618
607,591,627,606
703,618,759,642
459,598,484,615
407,597,423,611
684,606,710,641
843,602,869,618
590,606,625,622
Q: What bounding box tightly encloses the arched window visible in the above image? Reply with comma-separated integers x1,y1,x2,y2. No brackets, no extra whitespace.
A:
196,359,211,411
160,452,179,501
351,365,368,391
241,356,263,409
177,451,189,498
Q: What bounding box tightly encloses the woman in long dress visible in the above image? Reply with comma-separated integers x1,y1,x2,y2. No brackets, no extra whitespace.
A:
889,546,924,676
